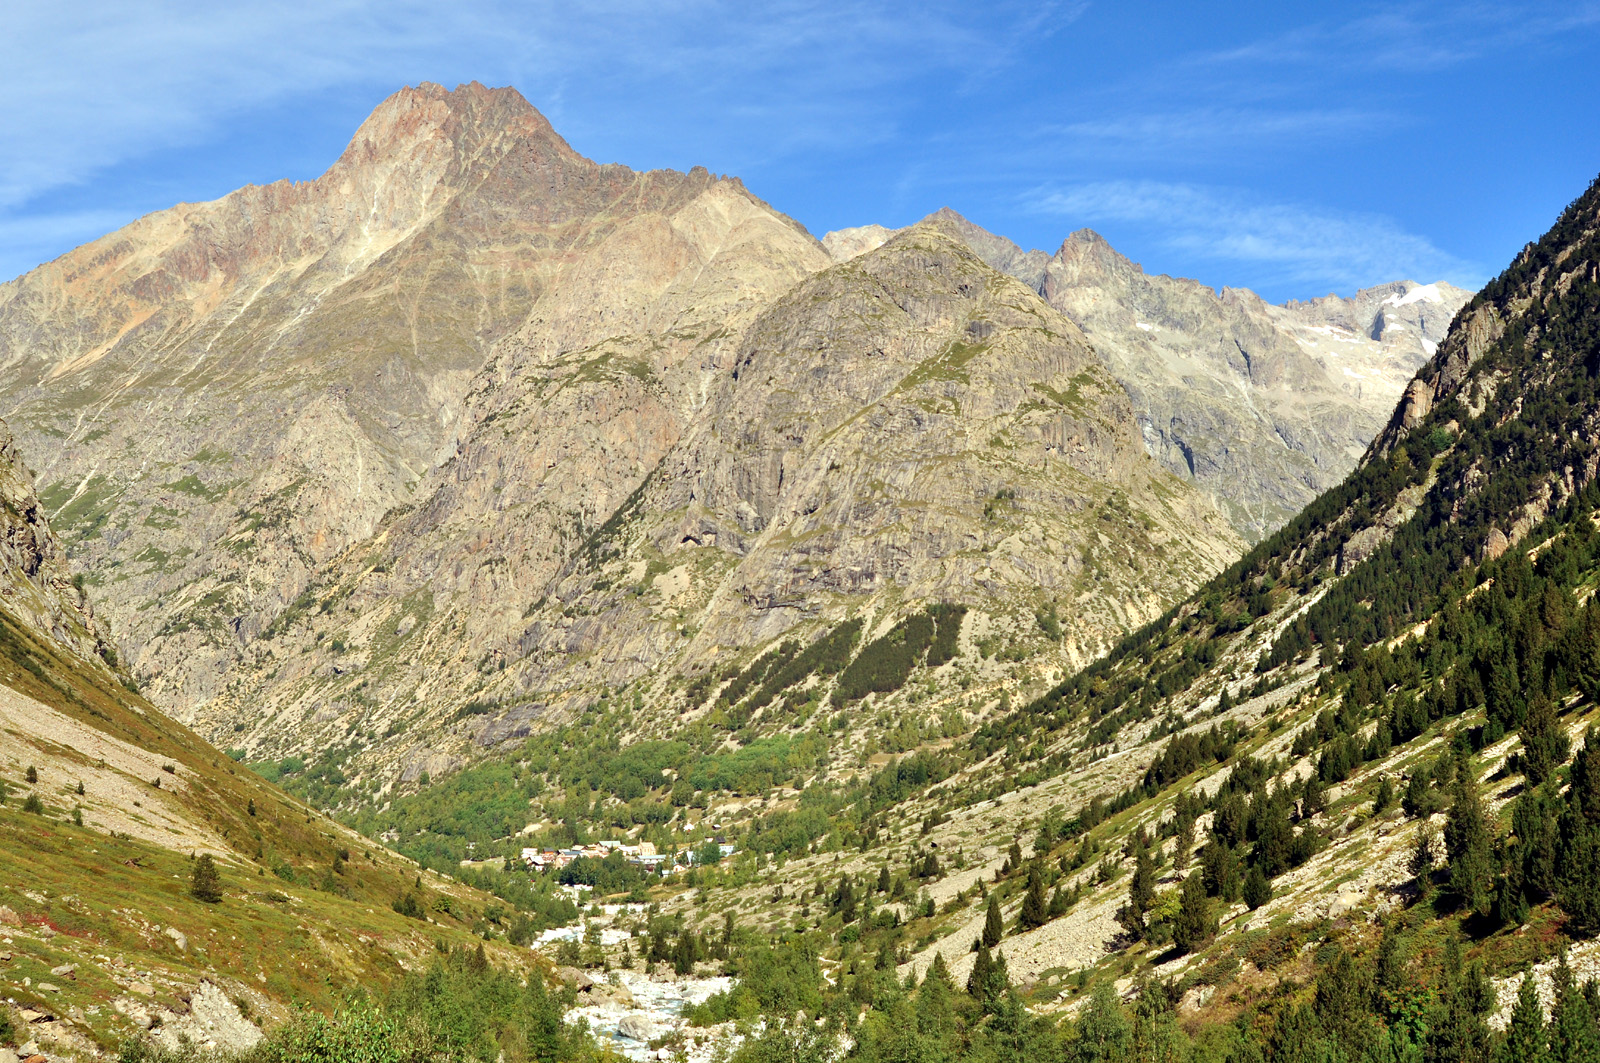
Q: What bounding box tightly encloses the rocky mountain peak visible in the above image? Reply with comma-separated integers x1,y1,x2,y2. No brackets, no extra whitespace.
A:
329,81,574,187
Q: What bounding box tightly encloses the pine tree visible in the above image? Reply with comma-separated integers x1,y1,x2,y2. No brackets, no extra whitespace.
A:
982,893,1004,947
1256,792,1295,875
1499,973,1547,1063
877,865,892,893
1173,872,1214,954
1413,823,1439,905
1300,773,1326,820
1568,600,1600,702
1428,936,1493,1063
835,876,857,923
1314,948,1376,1060
1522,694,1571,786
1446,763,1495,917
1548,952,1600,1063
1174,812,1195,871
1020,863,1050,930
1375,775,1396,814
967,943,994,1000
1118,844,1156,942
190,853,223,904
1556,730,1600,931
1242,864,1272,910
1404,768,1435,818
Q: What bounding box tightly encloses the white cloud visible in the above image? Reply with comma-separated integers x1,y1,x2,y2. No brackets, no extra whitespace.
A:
1030,180,1482,294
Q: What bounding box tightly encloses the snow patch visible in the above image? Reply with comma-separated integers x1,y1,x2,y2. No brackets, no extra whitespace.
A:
1383,283,1443,307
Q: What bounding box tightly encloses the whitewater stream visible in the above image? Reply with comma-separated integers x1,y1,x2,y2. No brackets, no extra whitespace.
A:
563,970,736,1061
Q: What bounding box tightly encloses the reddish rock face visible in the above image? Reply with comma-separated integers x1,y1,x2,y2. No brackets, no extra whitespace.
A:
0,81,729,713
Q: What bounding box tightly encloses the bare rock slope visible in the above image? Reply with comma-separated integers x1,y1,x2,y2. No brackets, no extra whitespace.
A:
827,210,1472,540
0,84,1243,784
199,218,1241,783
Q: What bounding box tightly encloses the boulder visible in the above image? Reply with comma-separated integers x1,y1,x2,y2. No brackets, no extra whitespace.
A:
618,1012,665,1041
553,967,593,990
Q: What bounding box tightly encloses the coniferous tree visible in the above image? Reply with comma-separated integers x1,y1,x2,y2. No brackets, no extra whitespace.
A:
877,865,892,894
982,894,1004,948
1174,810,1196,872
1522,694,1571,786
1568,600,1600,702
1499,973,1547,1063
1256,791,1295,875
1413,823,1439,905
1173,872,1214,954
1315,948,1376,1060
1548,952,1600,1063
1375,775,1396,814
1118,844,1156,942
1020,863,1050,931
1404,768,1436,818
190,853,223,904
835,876,858,924
1428,936,1493,1063
1242,864,1272,910
1300,773,1326,821
1446,762,1495,917
1556,730,1600,931
966,943,997,1003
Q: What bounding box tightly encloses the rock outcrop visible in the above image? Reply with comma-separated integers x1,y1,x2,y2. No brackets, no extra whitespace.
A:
828,211,1473,541
0,418,110,665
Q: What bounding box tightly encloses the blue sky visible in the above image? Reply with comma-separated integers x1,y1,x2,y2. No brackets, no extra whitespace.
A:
1,2,1597,301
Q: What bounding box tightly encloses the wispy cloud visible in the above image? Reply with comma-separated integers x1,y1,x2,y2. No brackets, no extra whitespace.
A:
1197,2,1600,74
1028,107,1387,165
0,1,1074,208
1030,180,1483,294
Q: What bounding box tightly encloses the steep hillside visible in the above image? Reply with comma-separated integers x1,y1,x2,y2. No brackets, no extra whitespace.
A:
0,421,555,1059
430,171,1600,1063
199,218,1240,788
827,211,1472,540
0,81,774,721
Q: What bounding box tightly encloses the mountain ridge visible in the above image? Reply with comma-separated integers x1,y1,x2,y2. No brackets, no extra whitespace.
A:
825,210,1473,540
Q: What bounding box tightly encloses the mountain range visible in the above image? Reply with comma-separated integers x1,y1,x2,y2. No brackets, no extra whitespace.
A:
5,77,1600,1063
0,83,1466,790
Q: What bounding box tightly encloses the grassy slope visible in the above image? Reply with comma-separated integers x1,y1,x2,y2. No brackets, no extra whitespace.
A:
0,602,539,1057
